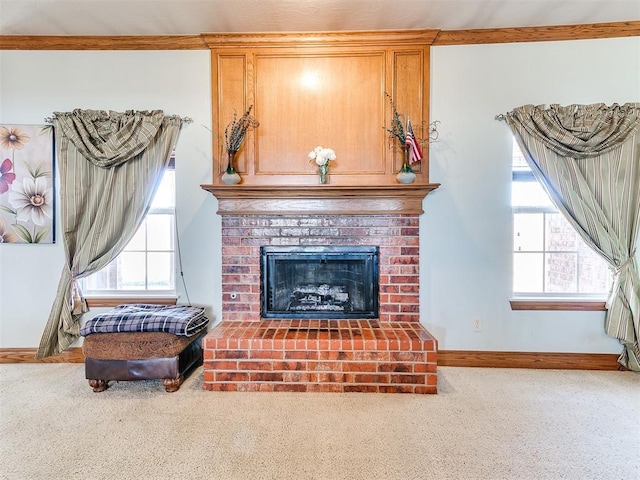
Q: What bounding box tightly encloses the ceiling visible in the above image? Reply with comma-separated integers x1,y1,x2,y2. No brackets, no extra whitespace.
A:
0,0,638,36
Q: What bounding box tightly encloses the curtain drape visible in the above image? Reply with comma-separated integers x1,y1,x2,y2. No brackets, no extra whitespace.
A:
504,103,640,371
36,109,188,359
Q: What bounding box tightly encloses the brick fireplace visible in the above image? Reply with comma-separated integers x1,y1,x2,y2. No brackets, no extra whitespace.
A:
199,27,439,392
200,187,439,393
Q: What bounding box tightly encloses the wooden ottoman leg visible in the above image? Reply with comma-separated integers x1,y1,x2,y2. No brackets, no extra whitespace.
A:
162,374,184,393
88,379,108,392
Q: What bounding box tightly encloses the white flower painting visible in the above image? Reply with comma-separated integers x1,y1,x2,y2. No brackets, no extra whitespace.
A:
0,124,55,244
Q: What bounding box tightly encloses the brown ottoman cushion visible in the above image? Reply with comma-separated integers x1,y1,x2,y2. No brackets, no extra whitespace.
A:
82,331,198,360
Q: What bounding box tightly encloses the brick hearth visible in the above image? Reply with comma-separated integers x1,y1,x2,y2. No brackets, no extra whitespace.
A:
203,320,437,393
202,213,438,393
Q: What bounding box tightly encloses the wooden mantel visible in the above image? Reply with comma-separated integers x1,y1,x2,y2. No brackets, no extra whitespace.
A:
201,184,440,215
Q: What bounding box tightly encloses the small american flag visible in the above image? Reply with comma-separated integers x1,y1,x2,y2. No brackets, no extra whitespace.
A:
405,119,423,165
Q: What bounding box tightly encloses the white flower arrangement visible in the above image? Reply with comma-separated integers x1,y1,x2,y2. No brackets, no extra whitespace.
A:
308,146,336,166
308,146,336,183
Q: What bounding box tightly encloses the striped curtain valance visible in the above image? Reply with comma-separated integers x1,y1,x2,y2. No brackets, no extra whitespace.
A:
52,109,184,168
507,103,640,158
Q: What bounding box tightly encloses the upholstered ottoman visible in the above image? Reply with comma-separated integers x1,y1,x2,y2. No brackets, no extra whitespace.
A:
80,304,209,393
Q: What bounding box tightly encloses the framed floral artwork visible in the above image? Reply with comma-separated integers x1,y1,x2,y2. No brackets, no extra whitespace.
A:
0,124,55,244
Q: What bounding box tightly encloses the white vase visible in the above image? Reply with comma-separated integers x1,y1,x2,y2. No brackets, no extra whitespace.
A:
222,170,241,185
396,168,416,184
221,151,241,185
396,150,416,184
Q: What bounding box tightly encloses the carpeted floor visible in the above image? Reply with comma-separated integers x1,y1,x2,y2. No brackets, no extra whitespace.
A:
0,364,638,480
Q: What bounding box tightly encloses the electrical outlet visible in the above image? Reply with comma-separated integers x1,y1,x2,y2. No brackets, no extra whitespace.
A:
472,318,482,332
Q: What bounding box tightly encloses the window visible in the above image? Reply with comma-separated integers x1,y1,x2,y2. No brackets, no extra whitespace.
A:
511,141,610,298
82,165,176,297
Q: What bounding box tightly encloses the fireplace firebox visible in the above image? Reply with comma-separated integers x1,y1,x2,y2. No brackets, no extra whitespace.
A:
261,245,379,319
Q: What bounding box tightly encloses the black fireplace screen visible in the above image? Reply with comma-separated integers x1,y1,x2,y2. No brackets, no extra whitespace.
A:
261,245,379,319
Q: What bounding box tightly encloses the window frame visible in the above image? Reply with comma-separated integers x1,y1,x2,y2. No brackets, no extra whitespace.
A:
81,164,178,306
510,144,610,311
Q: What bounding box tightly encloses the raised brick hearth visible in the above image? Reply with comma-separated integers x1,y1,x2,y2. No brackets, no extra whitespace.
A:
202,212,439,393
203,320,437,393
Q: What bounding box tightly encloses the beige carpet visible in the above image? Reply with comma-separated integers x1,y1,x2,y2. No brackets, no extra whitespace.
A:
0,364,638,480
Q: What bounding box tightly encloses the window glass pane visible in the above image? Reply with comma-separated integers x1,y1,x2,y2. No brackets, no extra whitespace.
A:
513,252,543,292
116,252,146,290
151,170,175,210
545,213,577,252
83,265,112,291
147,214,173,250
546,252,577,293
514,213,543,251
512,181,554,208
147,252,174,289
578,246,611,293
512,142,528,168
125,220,146,251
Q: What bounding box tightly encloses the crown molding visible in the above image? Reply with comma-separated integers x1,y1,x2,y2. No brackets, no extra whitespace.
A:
1,21,638,50
0,35,207,50
433,20,640,45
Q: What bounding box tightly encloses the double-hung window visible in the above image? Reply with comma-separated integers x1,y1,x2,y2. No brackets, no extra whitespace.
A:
81,161,176,300
511,141,610,305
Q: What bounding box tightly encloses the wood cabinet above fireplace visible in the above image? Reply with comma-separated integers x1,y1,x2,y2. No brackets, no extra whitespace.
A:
201,30,439,193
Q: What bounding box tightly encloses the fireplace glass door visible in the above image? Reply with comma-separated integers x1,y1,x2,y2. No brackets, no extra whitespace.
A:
261,246,379,319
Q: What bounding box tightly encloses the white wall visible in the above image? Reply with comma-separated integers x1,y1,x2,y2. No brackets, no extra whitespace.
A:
1,36,638,354
424,36,639,353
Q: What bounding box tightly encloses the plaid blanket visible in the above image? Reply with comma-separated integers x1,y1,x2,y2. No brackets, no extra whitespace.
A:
80,304,209,337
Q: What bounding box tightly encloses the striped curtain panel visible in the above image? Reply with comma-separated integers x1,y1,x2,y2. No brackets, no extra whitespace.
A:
505,103,640,371
36,110,188,359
